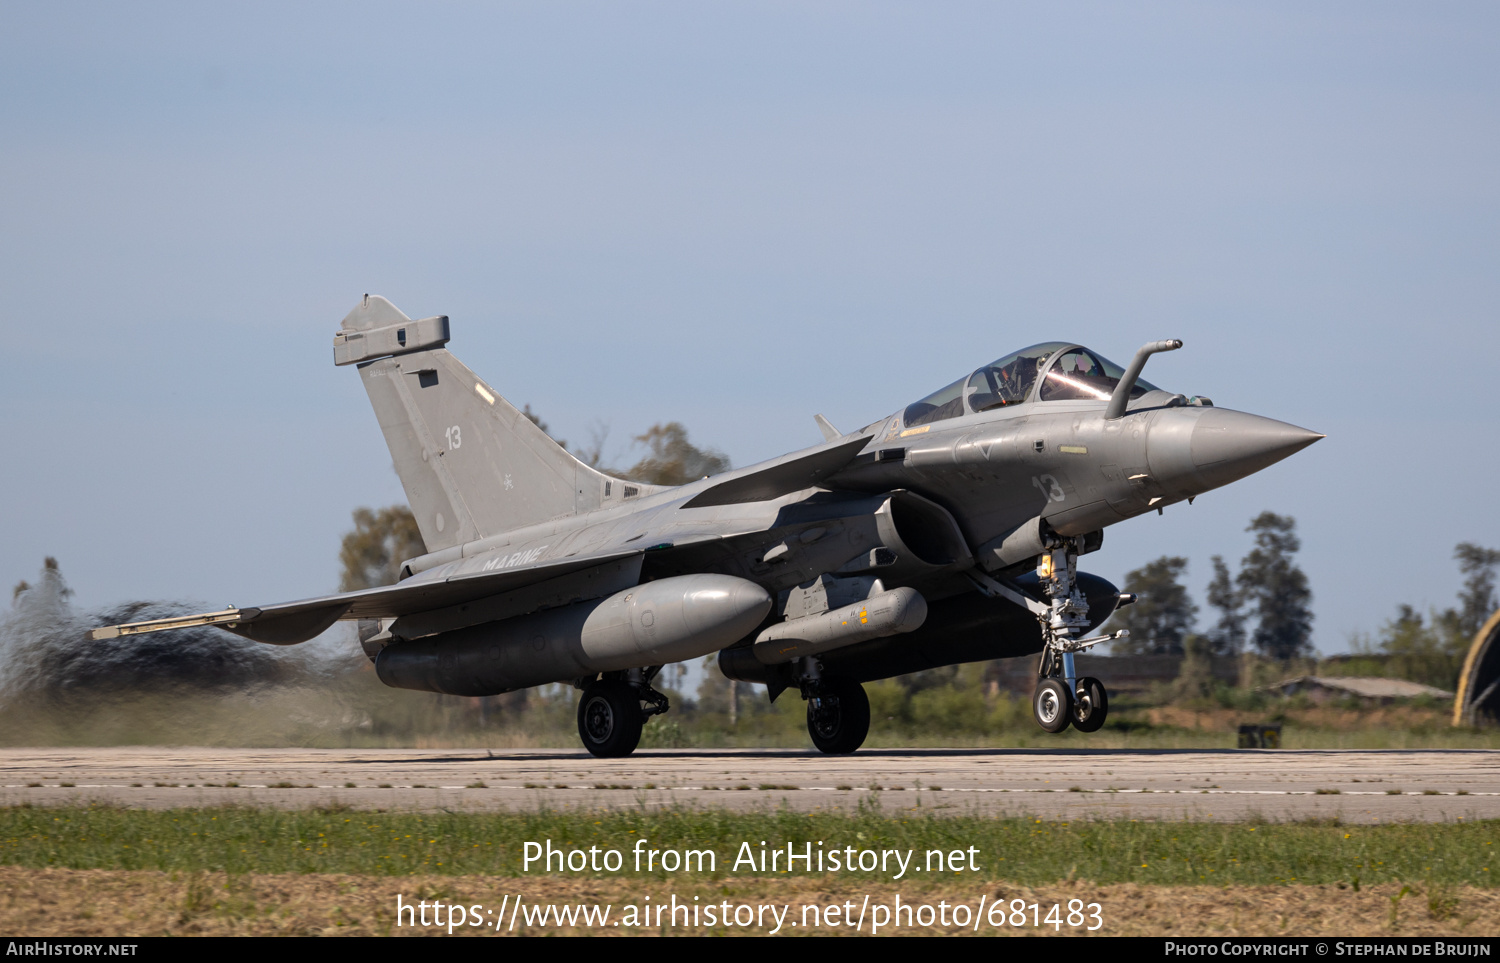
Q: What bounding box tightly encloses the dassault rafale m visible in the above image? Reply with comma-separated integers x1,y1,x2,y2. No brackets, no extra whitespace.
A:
92,296,1322,756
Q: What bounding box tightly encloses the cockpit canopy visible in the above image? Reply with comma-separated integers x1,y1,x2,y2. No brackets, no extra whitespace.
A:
901,342,1161,429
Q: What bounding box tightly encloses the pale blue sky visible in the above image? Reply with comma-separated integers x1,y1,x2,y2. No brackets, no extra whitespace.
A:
2,2,1496,652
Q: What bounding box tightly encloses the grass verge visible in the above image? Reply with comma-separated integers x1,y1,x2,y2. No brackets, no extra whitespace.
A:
1,805,1497,889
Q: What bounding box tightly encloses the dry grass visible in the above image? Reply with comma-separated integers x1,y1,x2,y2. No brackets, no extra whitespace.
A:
2,867,1498,937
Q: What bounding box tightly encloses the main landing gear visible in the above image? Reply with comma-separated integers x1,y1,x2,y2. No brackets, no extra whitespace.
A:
795,657,870,754
575,667,671,758
967,536,1128,736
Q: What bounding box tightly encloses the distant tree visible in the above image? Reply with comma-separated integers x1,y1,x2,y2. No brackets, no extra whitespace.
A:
696,655,748,724
1380,604,1431,657
521,405,725,478
1360,603,1465,690
1237,512,1313,660
1453,542,1500,639
1205,554,1246,656
10,558,68,607
570,424,609,470
1172,633,1216,700
1110,556,1197,656
338,507,427,592
1357,543,1500,690
520,402,555,438
521,401,616,468
621,423,730,486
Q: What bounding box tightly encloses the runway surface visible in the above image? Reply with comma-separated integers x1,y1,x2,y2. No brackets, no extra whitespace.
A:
2,747,1498,821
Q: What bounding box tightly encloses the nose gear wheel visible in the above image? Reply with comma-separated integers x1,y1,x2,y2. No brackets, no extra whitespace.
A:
1033,678,1072,733
1071,676,1109,732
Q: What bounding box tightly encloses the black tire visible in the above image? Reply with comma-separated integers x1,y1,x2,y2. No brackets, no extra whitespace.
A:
1071,677,1108,732
807,680,870,754
577,681,644,758
1033,678,1072,733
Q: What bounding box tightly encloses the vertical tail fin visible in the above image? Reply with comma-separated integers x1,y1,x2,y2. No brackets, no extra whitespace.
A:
335,296,631,553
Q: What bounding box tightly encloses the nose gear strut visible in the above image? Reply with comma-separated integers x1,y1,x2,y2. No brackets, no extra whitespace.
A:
966,537,1127,733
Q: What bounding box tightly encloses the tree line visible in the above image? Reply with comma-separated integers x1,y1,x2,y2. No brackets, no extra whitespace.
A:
1106,511,1315,661
1107,514,1499,690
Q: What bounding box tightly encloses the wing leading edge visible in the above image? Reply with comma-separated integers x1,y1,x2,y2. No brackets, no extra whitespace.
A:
679,435,870,509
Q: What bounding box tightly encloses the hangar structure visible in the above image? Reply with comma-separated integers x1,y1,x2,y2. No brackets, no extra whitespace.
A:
1454,608,1500,727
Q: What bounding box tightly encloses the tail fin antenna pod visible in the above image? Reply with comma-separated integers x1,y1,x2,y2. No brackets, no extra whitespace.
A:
334,296,626,553
333,301,450,366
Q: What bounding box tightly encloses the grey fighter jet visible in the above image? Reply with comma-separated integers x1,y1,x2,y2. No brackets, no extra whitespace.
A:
92,296,1322,756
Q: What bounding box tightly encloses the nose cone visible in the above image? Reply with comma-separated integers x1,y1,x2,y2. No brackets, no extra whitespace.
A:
1190,408,1323,491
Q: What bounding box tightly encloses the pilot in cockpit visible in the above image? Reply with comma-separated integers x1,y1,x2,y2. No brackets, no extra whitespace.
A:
903,342,1160,429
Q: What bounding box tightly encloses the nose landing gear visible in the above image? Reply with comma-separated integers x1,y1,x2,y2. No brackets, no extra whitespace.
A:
967,537,1127,736
1029,541,1125,733
1029,542,1124,733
